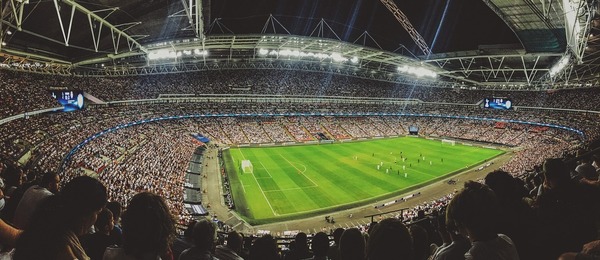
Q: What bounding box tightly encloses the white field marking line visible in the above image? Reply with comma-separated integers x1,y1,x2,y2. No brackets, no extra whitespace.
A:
278,153,319,187
237,148,247,160
263,185,317,193
259,161,273,178
239,179,246,194
250,168,278,216
395,164,437,178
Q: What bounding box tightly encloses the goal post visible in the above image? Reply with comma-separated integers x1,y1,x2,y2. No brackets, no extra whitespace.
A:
241,160,253,174
441,139,456,146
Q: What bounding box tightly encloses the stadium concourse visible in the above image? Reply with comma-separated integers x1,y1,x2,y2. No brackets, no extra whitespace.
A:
0,67,599,259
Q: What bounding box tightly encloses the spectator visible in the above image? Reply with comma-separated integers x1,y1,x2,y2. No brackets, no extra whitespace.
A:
327,228,344,260
559,240,600,260
81,208,118,260
409,225,429,260
0,218,21,248
172,221,196,259
339,228,365,260
573,155,598,181
250,234,280,260
179,218,219,260
105,201,123,246
214,231,244,260
446,181,519,260
431,213,470,260
284,232,312,260
2,164,25,198
366,218,413,260
103,192,176,260
13,171,60,229
534,158,598,259
484,170,538,259
14,175,107,260
310,232,330,260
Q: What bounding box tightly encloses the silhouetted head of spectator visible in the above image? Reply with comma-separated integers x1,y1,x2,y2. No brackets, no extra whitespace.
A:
446,181,499,242
121,192,175,258
40,172,60,194
311,232,329,257
226,231,243,254
250,234,279,260
409,225,429,260
485,170,518,200
192,218,217,251
94,208,114,235
543,158,570,189
340,228,365,260
367,218,414,260
333,227,344,245
106,201,122,224
182,220,197,240
295,232,308,248
3,164,24,191
61,175,107,236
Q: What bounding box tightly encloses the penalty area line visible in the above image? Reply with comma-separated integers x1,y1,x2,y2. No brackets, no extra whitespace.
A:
259,161,274,178
278,153,319,187
250,169,278,216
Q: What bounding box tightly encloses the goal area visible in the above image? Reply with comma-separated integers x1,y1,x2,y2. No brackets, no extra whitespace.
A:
441,139,456,146
241,160,253,174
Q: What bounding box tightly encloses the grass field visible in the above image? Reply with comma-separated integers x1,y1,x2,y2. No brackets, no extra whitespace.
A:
224,137,504,224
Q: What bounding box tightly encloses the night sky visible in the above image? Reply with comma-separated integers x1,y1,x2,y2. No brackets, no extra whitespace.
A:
210,0,519,54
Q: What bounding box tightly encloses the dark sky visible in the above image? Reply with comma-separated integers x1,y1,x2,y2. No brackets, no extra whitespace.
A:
210,0,519,54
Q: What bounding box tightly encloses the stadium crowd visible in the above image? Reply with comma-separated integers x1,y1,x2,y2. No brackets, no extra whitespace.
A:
2,68,600,119
1,68,600,259
0,148,599,259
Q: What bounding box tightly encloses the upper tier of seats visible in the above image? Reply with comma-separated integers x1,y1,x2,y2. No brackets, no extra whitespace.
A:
1,69,599,119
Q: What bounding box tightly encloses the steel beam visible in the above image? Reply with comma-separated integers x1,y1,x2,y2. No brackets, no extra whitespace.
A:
59,0,146,53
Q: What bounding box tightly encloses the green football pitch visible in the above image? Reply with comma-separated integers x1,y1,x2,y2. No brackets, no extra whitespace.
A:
224,137,504,224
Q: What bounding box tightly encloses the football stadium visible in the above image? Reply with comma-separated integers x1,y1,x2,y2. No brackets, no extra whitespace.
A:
0,0,599,259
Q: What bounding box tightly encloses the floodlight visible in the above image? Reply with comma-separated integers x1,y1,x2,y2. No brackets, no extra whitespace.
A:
549,56,570,77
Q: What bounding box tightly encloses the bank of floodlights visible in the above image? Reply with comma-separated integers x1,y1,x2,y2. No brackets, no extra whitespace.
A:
147,48,208,60
548,55,570,77
397,65,437,78
257,48,359,64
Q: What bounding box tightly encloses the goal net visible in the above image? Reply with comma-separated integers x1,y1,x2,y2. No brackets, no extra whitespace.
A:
441,139,456,146
241,160,253,174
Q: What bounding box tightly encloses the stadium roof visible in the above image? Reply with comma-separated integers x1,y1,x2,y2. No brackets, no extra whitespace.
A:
0,0,597,89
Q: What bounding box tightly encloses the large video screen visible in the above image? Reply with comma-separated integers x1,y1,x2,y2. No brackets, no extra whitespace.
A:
483,97,513,110
50,88,85,112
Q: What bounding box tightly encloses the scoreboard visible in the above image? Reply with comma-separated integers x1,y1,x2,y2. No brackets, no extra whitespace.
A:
483,97,513,110
50,88,84,112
